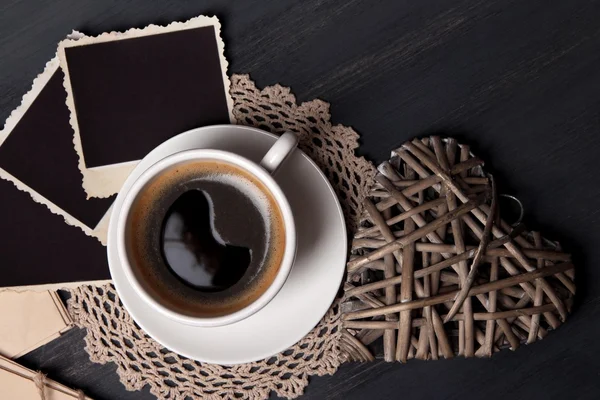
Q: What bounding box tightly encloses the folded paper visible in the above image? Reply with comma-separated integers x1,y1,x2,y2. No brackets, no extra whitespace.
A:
0,291,72,359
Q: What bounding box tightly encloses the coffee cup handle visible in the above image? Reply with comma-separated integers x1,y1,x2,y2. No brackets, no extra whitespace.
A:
259,132,299,175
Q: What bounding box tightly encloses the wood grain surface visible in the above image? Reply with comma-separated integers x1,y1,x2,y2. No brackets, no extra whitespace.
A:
2,0,599,399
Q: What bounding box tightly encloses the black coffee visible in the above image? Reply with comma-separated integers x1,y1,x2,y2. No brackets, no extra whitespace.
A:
126,160,286,318
162,186,256,291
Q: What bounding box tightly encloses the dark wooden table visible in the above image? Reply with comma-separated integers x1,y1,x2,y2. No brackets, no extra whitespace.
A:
2,0,600,399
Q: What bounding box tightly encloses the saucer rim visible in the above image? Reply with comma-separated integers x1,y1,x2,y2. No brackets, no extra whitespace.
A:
107,125,347,364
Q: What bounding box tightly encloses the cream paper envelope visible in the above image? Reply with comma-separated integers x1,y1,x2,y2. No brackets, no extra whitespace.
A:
0,291,72,359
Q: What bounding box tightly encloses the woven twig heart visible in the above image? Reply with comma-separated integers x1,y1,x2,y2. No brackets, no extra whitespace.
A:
340,136,575,362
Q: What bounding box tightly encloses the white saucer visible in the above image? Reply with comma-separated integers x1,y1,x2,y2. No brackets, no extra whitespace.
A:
107,125,347,364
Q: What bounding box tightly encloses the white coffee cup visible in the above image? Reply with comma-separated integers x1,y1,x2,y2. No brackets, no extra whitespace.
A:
112,132,298,327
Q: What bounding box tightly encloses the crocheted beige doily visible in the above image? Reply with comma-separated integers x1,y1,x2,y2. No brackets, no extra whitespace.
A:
67,74,376,400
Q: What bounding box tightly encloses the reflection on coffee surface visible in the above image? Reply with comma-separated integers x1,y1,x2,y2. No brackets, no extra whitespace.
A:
161,189,251,291
126,160,286,318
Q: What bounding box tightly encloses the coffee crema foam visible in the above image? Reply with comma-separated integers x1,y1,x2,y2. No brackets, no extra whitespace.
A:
126,160,286,318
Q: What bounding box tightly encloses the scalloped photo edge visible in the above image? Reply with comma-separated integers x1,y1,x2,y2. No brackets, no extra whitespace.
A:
0,42,112,246
57,15,235,199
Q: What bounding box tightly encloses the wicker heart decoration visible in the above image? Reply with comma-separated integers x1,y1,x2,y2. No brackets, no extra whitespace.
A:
340,136,575,362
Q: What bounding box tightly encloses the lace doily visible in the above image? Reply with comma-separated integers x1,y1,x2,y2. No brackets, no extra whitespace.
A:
67,74,376,399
